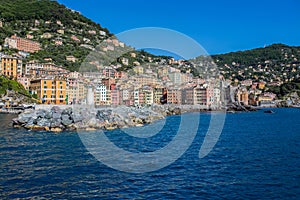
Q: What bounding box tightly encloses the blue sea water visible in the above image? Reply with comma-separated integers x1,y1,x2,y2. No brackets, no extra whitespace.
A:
0,108,299,199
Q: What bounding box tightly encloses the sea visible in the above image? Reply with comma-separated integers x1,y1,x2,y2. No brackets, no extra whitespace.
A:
0,108,299,199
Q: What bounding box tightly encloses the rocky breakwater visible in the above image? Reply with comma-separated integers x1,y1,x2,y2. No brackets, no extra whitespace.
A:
12,106,169,132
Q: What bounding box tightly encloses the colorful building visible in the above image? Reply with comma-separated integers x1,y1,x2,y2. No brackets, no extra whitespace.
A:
167,88,182,104
30,78,67,104
111,89,120,106
153,87,165,104
5,35,41,53
1,56,23,78
94,83,107,106
17,76,31,91
236,88,249,105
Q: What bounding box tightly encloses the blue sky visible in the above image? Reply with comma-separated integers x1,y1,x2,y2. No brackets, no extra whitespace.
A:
58,0,300,55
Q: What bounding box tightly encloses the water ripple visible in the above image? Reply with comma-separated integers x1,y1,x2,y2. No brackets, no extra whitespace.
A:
0,109,300,199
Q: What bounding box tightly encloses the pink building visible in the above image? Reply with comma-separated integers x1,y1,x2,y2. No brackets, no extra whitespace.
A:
167,89,182,104
17,76,31,90
102,67,116,78
111,89,120,105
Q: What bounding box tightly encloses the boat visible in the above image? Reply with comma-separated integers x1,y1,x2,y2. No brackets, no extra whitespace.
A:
264,110,275,113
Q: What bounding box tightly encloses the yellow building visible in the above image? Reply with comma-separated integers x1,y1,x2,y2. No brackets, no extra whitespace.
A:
1,56,23,78
30,78,67,104
153,86,165,104
133,66,144,74
257,96,273,102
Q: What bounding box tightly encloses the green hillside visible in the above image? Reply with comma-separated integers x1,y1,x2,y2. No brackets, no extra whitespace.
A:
0,0,112,71
0,75,30,95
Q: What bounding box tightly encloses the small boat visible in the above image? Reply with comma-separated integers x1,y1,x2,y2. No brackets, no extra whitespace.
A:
264,110,275,113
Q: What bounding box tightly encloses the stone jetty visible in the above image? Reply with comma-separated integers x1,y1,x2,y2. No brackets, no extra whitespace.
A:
12,105,189,132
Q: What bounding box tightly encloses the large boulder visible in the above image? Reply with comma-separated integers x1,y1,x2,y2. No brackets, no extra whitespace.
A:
61,114,73,126
51,106,62,119
72,112,84,123
50,118,62,128
36,118,51,127
18,111,35,124
36,109,47,118
52,109,62,119
24,118,36,128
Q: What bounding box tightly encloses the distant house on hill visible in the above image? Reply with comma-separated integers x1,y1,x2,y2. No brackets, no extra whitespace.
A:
66,56,77,62
71,35,80,42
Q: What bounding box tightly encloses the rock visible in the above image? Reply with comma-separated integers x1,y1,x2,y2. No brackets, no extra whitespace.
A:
61,114,73,126
133,117,143,124
62,107,72,115
96,110,104,119
104,123,117,130
66,124,76,131
24,118,36,128
50,127,62,132
36,109,47,118
51,107,62,119
173,107,181,115
12,118,19,125
72,112,84,123
52,111,62,119
51,106,61,112
50,118,61,128
36,118,51,127
45,111,52,119
18,112,34,123
32,125,45,131
87,117,98,127
85,127,96,131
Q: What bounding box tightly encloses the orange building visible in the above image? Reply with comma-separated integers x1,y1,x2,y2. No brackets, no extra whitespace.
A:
236,88,249,105
1,56,23,78
167,88,182,104
30,78,67,104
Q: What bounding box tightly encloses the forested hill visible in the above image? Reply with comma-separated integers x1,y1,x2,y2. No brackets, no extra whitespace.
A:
211,44,300,82
0,0,112,71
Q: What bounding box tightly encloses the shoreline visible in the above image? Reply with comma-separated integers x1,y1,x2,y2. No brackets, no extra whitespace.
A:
10,104,299,132
11,104,230,132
